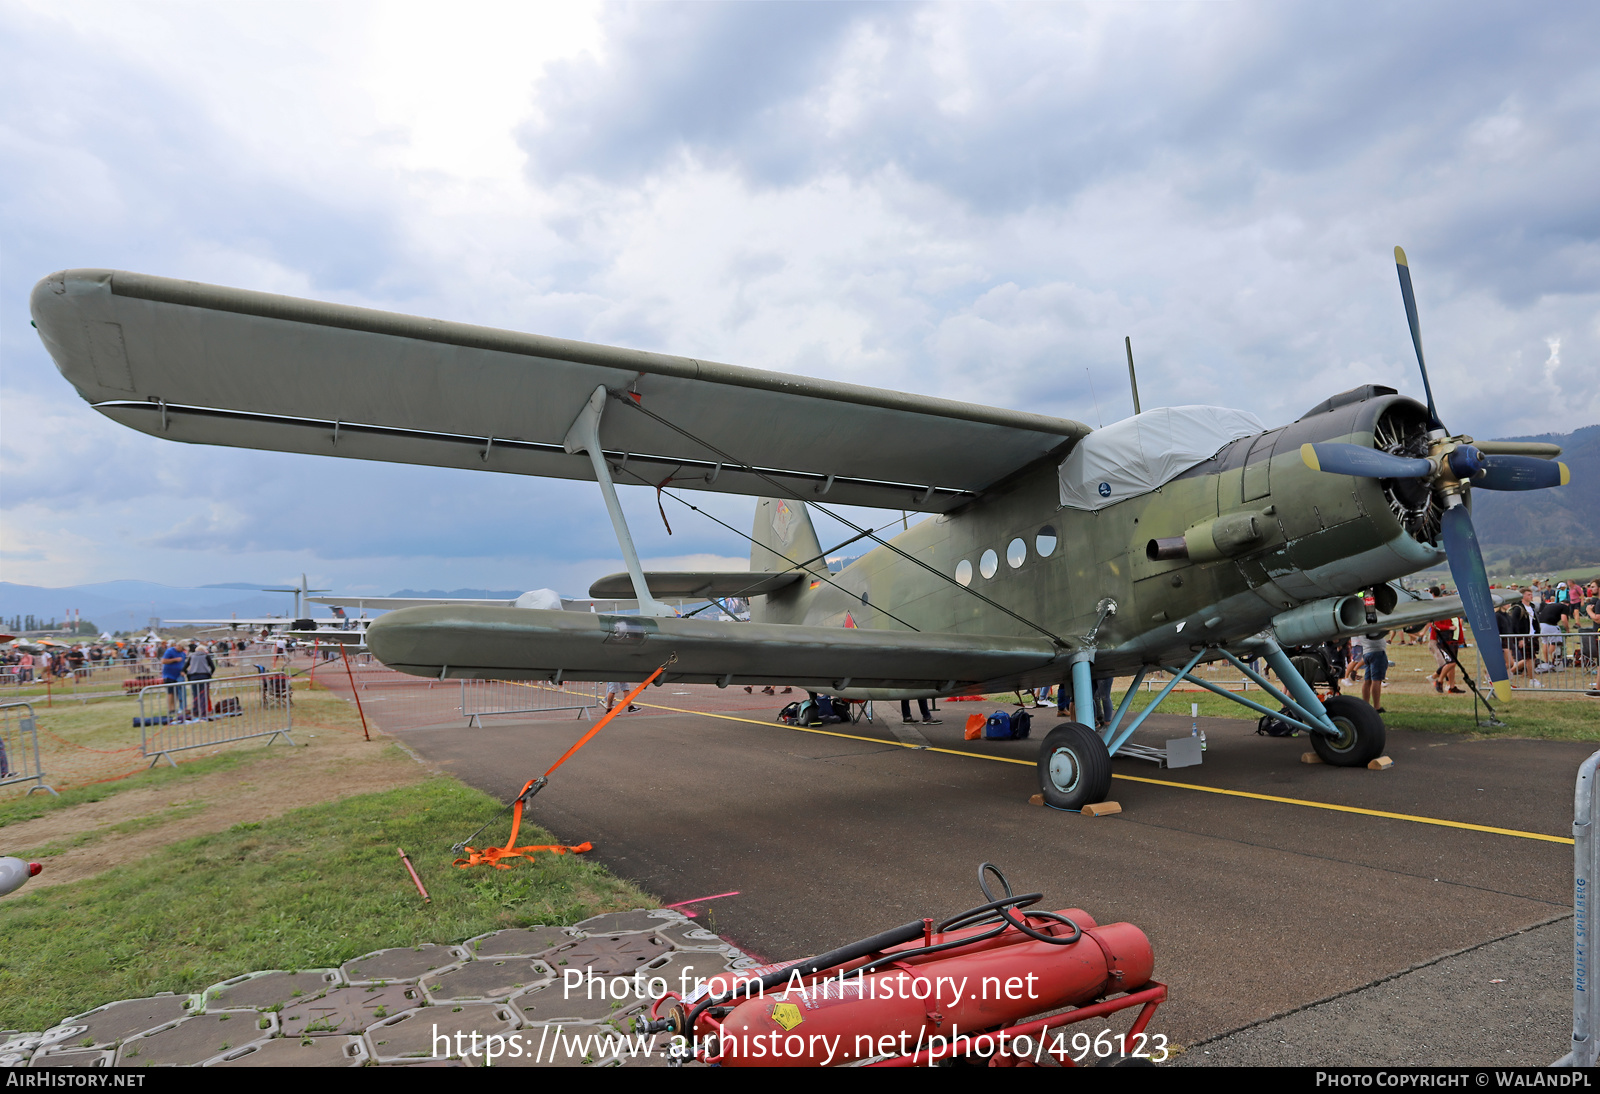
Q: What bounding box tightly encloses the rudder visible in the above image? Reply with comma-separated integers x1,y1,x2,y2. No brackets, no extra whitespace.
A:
750,498,823,572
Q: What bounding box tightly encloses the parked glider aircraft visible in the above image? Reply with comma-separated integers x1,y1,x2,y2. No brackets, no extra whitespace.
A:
30,249,1569,806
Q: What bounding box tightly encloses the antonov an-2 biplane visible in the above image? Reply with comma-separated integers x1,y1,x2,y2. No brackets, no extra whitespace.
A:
30,250,1569,807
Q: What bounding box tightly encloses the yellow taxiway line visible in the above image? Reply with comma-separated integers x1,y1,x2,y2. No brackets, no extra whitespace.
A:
630,699,1575,846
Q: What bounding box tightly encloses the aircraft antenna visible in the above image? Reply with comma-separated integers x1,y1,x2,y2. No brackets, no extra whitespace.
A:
1125,336,1141,415
1086,368,1103,428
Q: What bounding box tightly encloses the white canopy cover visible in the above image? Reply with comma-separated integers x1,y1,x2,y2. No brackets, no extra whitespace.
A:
1057,405,1266,511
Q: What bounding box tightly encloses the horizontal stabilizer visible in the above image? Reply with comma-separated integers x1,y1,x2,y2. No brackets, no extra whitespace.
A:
364,606,1060,696
310,594,665,613
284,629,366,645
587,572,804,599
1373,589,1510,635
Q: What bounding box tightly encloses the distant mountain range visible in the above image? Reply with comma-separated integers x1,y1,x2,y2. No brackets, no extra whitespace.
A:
1472,424,1599,571
0,581,535,632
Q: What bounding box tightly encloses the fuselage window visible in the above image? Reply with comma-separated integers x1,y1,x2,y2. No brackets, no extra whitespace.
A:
1036,525,1058,557
1006,538,1026,569
955,559,973,586
980,549,999,579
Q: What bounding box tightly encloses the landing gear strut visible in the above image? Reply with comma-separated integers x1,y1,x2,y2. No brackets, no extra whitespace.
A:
1031,634,1383,804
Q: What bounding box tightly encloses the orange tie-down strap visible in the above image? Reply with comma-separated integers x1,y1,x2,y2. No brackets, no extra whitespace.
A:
454,665,667,870
454,841,594,870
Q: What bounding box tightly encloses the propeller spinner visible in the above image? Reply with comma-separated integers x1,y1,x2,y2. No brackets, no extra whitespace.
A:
1299,247,1571,702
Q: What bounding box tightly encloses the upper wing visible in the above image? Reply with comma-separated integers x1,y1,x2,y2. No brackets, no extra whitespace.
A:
32,270,1090,513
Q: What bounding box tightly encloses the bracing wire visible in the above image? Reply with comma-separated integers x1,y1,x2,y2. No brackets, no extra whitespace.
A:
612,394,1070,648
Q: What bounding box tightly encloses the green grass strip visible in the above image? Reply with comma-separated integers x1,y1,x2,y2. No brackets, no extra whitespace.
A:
0,777,653,1032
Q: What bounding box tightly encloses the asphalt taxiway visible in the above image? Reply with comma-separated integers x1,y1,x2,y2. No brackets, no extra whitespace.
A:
390,688,1589,1064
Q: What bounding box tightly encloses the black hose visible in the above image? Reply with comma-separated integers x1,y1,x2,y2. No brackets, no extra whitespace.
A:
853,864,1081,976
978,862,1083,946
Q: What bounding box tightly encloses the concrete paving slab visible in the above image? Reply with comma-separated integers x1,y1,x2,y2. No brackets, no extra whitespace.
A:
212,1035,369,1067
2,1025,85,1062
477,1023,626,1067
421,958,554,1003
365,1004,516,1063
547,934,670,976
512,980,647,1024
114,1011,274,1067
648,914,734,951
635,949,740,994
28,1048,113,1067
66,996,191,1049
202,969,342,1011
573,910,669,934
342,944,469,984
468,926,575,957
279,983,424,1037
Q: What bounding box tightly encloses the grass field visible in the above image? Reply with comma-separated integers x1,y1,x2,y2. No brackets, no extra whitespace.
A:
0,778,655,1032
0,678,657,1034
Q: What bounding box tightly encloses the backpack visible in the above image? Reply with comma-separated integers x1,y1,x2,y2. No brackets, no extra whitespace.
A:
778,699,831,726
1256,707,1299,737
1008,710,1032,739
984,711,1013,739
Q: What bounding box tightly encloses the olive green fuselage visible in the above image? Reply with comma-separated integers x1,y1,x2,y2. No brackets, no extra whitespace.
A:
755,391,1443,686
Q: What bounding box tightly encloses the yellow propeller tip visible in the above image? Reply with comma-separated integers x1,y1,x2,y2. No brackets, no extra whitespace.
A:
1300,442,1320,472
1395,245,1408,265
1492,681,1512,703
1559,462,1570,486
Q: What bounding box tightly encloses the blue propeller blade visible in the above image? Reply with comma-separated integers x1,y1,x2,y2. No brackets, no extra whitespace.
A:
1476,455,1570,491
1440,505,1510,702
1301,442,1432,479
1395,246,1444,431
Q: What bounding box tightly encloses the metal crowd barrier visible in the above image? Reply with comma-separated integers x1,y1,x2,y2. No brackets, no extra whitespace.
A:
138,672,295,767
1557,750,1600,1067
460,679,603,727
0,702,56,796
1474,633,1598,694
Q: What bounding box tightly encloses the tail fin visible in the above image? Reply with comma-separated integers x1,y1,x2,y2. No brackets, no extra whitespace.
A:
751,498,823,573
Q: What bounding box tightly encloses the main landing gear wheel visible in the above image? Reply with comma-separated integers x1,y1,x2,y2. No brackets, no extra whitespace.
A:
1309,695,1387,767
1036,722,1113,810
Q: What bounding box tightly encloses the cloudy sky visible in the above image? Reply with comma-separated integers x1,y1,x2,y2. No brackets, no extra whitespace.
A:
2,1,1596,598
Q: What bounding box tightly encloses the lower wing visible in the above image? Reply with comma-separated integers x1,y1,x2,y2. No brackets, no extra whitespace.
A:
366,606,1060,698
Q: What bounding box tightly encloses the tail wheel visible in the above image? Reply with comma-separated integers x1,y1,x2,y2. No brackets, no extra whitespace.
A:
1036,722,1113,810
1310,695,1387,767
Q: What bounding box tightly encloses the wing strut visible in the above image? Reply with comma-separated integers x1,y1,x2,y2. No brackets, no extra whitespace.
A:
563,386,675,617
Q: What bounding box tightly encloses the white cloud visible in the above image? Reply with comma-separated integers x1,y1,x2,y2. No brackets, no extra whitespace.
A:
3,1,1596,590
